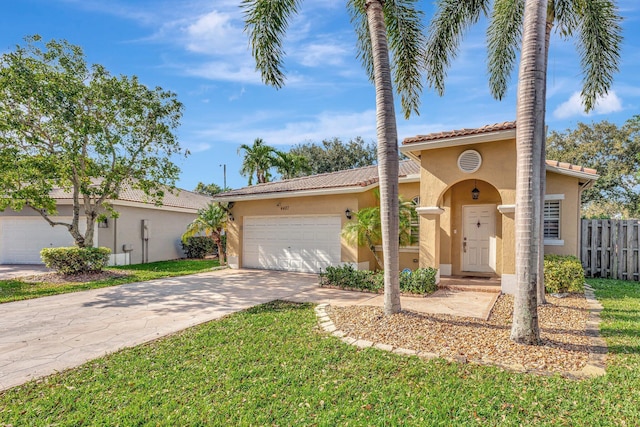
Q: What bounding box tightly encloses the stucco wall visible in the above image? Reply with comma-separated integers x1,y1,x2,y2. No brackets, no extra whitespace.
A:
544,172,582,256
415,138,586,277
97,205,198,265
0,204,197,265
226,181,421,271
226,193,362,269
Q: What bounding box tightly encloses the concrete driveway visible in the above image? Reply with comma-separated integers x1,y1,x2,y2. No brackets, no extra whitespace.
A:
0,264,50,280
0,268,497,391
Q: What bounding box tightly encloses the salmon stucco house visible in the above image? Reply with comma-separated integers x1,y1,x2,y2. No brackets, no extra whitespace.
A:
214,122,598,294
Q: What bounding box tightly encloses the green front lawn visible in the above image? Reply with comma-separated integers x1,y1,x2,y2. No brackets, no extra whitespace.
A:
0,259,220,303
1,279,639,425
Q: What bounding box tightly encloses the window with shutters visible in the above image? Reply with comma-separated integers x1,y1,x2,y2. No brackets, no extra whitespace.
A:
410,196,419,245
544,200,561,239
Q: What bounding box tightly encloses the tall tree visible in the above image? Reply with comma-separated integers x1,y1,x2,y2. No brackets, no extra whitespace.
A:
194,182,224,196
547,117,640,218
510,0,548,344
289,137,377,175
238,138,277,185
242,0,426,314
0,36,185,248
182,203,228,264
273,151,311,180
425,0,621,339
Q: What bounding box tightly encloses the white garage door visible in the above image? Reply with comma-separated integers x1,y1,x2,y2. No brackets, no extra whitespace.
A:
243,215,341,273
0,217,89,264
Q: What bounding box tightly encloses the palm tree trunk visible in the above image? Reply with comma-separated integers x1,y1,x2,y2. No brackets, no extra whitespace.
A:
365,0,401,315
537,18,554,306
511,0,547,344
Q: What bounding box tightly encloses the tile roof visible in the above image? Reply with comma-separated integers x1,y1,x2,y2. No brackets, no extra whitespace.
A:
215,160,420,199
50,183,212,211
545,160,598,177
402,121,517,145
402,121,598,178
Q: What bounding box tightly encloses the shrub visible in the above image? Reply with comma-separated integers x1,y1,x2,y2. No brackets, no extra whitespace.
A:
544,254,585,293
41,246,111,275
320,265,438,295
320,264,381,292
400,267,438,294
182,236,215,259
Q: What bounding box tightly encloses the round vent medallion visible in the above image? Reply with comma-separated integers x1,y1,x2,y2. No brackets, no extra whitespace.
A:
457,150,482,173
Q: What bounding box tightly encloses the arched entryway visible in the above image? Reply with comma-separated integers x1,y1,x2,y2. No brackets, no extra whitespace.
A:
438,179,503,277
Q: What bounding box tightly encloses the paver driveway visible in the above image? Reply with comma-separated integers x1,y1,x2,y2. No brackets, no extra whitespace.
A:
0,268,497,391
0,269,320,391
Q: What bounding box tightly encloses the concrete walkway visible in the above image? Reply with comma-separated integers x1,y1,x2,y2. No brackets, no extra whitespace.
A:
0,269,497,391
0,264,50,280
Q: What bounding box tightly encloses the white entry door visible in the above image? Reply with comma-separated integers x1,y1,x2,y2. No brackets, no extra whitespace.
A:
243,215,342,273
462,205,496,272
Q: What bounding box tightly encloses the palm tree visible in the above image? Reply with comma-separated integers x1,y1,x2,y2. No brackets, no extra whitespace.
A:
342,195,416,269
182,203,227,264
242,0,426,315
238,138,277,185
425,0,621,342
273,151,311,180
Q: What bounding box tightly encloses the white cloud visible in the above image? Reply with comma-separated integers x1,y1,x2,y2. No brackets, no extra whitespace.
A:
553,91,623,119
199,109,378,146
184,62,262,84
183,10,245,55
184,142,211,153
295,42,350,67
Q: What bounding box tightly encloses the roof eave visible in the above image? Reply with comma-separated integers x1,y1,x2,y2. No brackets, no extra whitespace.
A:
546,164,599,181
400,128,517,156
213,182,381,202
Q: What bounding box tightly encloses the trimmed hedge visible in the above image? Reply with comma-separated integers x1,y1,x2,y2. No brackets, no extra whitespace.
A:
40,246,111,275
544,254,585,293
182,236,216,259
319,265,438,295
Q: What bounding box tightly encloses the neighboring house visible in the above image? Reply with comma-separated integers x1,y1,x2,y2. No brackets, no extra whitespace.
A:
0,186,212,265
214,121,598,294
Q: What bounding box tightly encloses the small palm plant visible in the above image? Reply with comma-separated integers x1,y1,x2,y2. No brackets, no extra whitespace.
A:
182,203,228,264
342,195,416,269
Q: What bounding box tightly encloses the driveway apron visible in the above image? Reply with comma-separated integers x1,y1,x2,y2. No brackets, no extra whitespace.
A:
0,269,319,391
0,268,497,392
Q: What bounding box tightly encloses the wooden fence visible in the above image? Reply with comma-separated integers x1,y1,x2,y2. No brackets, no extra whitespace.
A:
581,219,640,280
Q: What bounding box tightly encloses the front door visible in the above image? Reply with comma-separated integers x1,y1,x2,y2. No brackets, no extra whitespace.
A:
462,205,496,272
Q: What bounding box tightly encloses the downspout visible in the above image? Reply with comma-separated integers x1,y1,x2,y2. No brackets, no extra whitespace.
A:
113,217,117,266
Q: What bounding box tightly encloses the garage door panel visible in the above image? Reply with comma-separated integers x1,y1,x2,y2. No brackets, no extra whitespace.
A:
243,216,341,273
0,217,90,264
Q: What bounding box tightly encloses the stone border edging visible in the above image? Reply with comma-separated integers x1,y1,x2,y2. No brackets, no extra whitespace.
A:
315,285,608,379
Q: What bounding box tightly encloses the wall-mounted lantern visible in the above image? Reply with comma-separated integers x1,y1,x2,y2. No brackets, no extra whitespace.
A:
345,209,352,220
471,180,480,200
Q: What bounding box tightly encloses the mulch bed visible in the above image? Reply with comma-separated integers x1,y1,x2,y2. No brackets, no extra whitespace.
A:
20,271,130,284
328,293,591,375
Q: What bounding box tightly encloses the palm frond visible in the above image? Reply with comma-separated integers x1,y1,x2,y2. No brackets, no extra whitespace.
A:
574,0,622,112
348,0,375,84
486,0,523,100
241,0,301,88
384,0,426,118
425,0,491,96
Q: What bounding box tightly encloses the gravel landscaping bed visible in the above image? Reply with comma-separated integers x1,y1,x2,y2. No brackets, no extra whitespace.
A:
328,293,592,375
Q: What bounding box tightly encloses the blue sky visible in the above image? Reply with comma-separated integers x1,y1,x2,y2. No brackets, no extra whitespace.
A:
2,0,639,191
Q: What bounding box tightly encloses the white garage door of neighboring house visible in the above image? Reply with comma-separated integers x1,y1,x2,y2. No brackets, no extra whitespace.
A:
243,215,341,273
0,217,90,264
